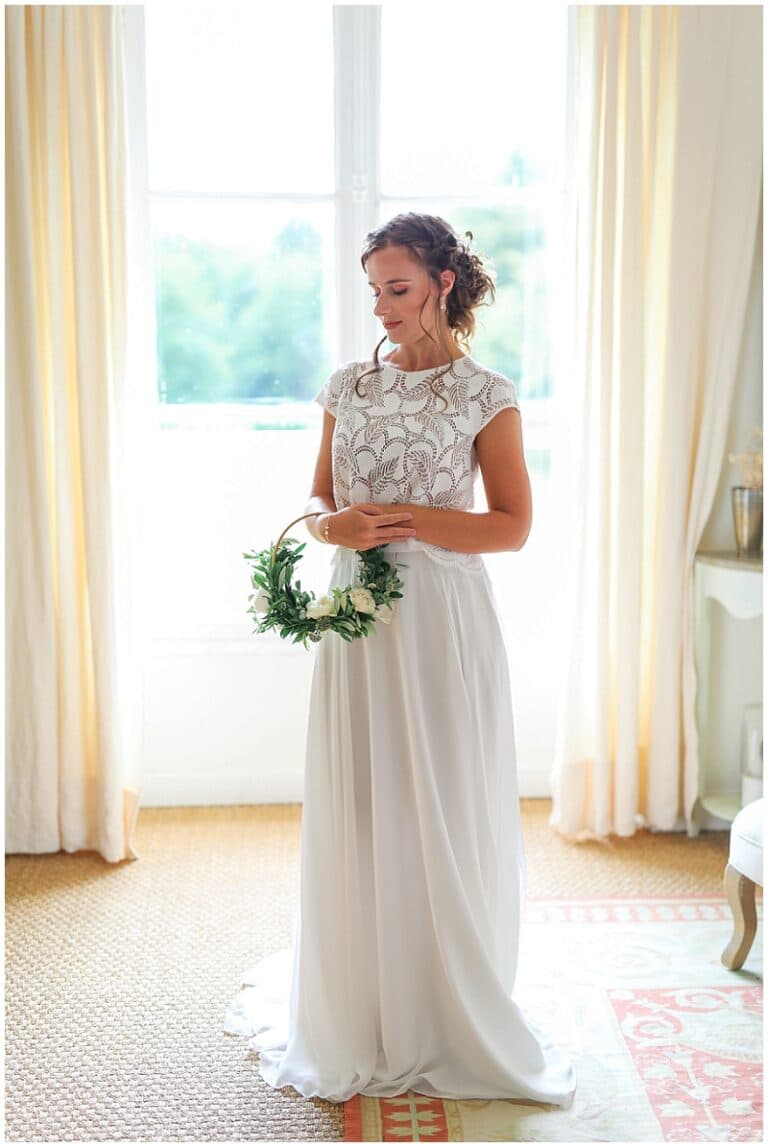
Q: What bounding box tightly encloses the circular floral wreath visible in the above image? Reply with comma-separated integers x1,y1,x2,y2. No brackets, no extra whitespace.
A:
243,512,407,649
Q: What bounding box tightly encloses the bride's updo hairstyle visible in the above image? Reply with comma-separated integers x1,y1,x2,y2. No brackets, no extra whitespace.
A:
356,213,497,408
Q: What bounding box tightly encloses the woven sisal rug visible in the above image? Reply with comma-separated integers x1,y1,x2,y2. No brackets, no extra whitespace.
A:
5,800,755,1141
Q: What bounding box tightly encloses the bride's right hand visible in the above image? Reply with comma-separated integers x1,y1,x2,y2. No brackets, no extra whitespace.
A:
321,504,417,551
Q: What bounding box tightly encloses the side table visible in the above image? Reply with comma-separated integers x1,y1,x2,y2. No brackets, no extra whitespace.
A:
690,548,762,835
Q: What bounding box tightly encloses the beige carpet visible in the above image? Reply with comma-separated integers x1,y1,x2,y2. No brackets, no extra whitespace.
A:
5,800,737,1142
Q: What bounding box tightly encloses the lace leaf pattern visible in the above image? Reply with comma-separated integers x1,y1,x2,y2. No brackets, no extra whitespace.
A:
312,356,520,570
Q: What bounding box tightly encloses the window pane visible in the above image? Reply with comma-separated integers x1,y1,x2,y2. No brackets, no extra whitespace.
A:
144,2,334,193
381,9,566,196
150,198,334,418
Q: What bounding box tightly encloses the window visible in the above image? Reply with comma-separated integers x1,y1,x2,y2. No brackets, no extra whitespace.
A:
145,1,335,425
137,5,566,642
379,6,566,484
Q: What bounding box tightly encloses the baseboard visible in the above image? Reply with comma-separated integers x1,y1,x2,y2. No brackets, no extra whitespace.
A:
139,766,556,807
139,770,306,807
138,770,727,834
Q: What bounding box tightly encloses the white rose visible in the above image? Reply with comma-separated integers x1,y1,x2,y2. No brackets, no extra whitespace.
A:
306,594,338,619
349,587,377,614
373,603,394,624
251,589,271,617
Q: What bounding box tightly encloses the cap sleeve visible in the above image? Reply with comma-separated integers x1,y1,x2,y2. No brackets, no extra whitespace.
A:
313,362,356,416
475,373,521,434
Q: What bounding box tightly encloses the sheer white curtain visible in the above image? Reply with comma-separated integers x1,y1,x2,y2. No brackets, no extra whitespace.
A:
6,5,148,862
550,5,762,839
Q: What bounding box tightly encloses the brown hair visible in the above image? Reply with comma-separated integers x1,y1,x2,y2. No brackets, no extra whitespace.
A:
356,212,497,408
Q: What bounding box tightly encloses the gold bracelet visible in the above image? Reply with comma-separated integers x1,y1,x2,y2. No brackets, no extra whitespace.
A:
321,514,332,544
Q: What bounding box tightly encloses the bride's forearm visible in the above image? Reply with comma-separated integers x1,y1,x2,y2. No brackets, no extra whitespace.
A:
380,502,520,554
304,494,337,543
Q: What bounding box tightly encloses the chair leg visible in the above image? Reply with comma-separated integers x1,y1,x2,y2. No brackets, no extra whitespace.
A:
721,863,758,970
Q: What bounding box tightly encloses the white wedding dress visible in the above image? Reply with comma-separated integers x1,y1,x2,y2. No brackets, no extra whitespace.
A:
224,355,577,1106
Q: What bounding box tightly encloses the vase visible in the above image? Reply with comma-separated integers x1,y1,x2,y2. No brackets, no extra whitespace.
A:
731,486,763,557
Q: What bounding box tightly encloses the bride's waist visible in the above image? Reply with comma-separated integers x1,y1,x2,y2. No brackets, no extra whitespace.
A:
331,536,486,571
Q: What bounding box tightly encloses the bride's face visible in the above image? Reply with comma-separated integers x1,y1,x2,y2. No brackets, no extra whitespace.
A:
366,246,454,347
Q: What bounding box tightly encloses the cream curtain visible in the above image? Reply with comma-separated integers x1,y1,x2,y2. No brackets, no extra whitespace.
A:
550,5,762,840
6,5,145,862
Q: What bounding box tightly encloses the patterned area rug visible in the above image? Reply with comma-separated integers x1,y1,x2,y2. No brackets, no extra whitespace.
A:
344,897,763,1142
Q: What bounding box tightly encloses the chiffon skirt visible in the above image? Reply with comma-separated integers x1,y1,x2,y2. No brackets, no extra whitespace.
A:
224,542,577,1106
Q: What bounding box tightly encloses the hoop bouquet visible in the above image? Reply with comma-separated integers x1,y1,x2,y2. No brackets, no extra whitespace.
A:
243,512,407,650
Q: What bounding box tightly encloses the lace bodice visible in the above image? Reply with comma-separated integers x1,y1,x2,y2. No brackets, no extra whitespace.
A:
313,354,521,570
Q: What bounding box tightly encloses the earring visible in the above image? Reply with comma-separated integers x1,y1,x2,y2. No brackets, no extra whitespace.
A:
440,298,447,312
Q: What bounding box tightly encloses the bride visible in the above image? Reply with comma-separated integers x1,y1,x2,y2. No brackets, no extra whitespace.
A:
224,211,577,1109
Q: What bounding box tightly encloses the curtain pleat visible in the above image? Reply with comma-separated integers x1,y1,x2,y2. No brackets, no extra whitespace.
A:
550,5,762,839
6,5,143,862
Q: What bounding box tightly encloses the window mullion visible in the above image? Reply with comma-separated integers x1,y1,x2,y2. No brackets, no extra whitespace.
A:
123,4,160,412
334,5,381,365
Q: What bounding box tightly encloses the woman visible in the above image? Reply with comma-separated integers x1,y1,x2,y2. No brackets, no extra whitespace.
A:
224,212,577,1108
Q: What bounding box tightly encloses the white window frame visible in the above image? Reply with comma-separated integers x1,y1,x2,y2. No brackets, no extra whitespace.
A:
124,3,568,393
124,4,384,382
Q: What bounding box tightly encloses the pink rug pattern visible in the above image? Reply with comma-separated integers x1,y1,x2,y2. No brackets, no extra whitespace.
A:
345,898,763,1141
